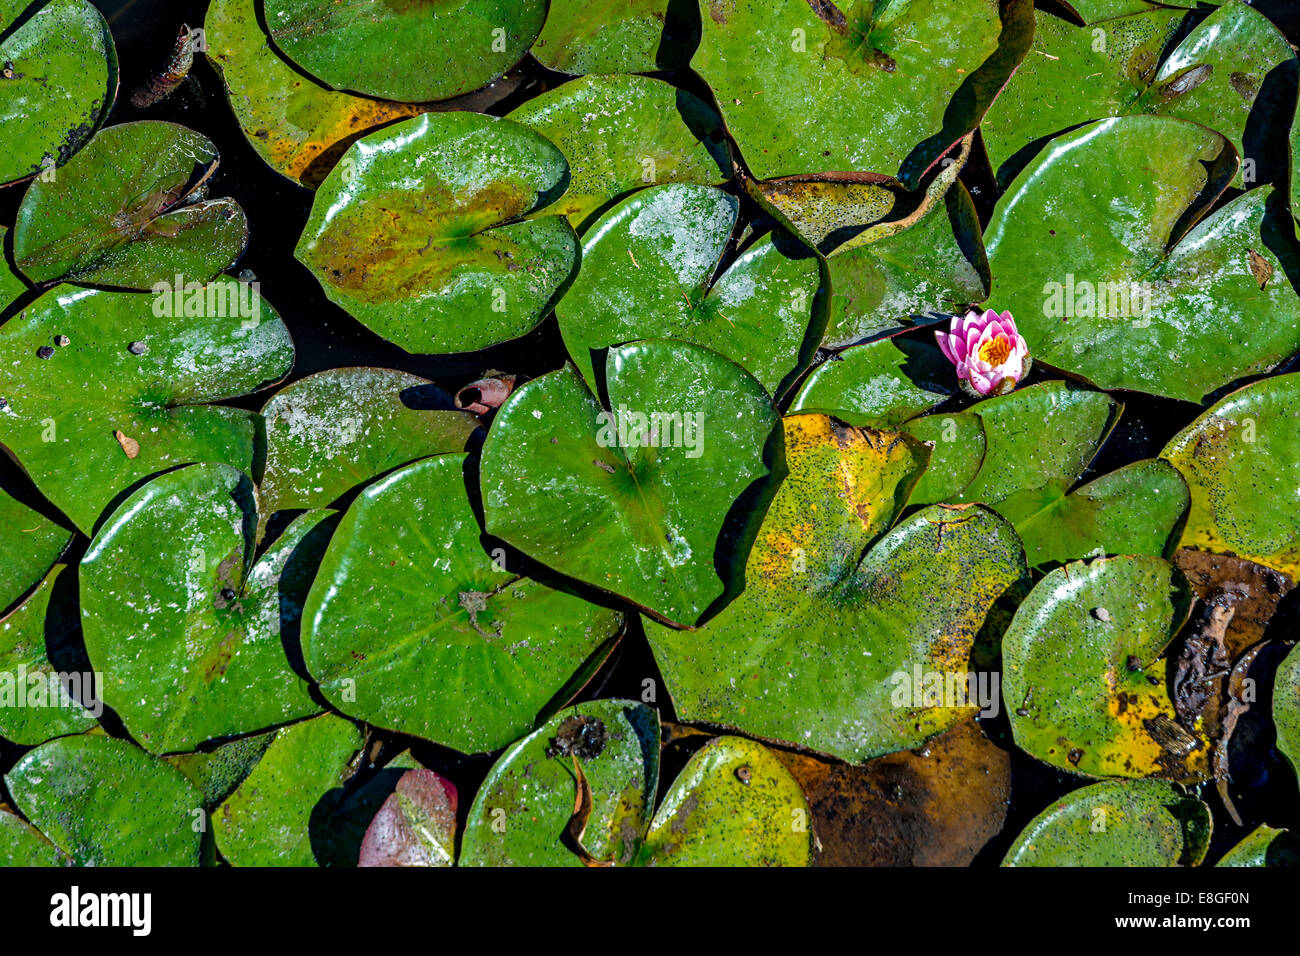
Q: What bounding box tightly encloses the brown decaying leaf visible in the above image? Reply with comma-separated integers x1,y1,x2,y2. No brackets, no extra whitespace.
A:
454,372,518,416
1248,249,1274,291
130,25,198,109
562,754,615,868
770,719,1010,866
1174,549,1294,659
357,768,458,867
113,430,140,459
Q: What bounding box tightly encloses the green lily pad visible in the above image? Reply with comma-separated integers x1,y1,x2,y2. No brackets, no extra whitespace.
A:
13,121,248,290
532,0,697,74
983,2,1294,190
460,699,660,866
462,702,810,866
693,0,1033,185
213,713,363,866
0,807,68,866
480,340,780,628
1217,825,1300,867
296,112,579,355
903,411,987,506
259,367,480,518
167,730,275,807
506,74,727,230
0,566,99,745
80,465,328,754
900,381,1120,509
821,185,989,345
263,0,545,103
1062,1,1181,22
1002,779,1211,866
647,414,1028,763
303,452,624,754
205,0,427,189
556,184,822,395
788,338,952,429
1002,555,1206,781
0,0,117,186
0,282,294,535
1161,373,1300,580
634,735,813,866
0,488,69,613
5,733,203,866
987,116,1300,403
995,459,1189,567
1275,643,1300,779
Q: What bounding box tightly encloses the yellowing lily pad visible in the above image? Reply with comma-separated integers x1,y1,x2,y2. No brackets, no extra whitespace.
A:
646,414,1028,762
296,112,579,355
1002,555,1207,781
205,0,426,188
1162,373,1300,580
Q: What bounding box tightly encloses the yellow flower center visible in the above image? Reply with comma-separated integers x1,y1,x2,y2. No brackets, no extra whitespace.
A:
978,336,1012,366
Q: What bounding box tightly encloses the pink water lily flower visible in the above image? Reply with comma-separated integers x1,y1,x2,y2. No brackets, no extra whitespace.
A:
936,309,1031,397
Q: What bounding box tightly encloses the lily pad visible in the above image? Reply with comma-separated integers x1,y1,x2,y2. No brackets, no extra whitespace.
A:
1002,779,1211,866
462,702,811,866
555,184,822,395
820,185,989,345
788,338,953,429
13,121,249,290
263,0,546,103
213,713,363,867
0,228,28,313
302,452,625,754
1217,824,1300,866
982,2,1296,189
460,699,660,866
995,459,1189,567
1161,373,1300,580
204,0,426,188
295,112,579,355
0,807,67,866
693,0,1033,185
900,381,1119,509
0,282,294,534
634,735,813,867
903,411,987,506
532,0,697,74
1002,555,1206,781
5,733,203,866
259,367,479,517
480,340,781,628
986,116,1300,403
358,768,457,867
646,414,1028,762
506,74,727,230
167,730,275,807
1275,643,1300,779
80,465,328,754
0,0,117,186
0,566,100,745
0,488,69,613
